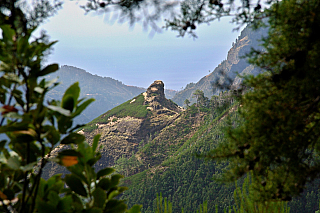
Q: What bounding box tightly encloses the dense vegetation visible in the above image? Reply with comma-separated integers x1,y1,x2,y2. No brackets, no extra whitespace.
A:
122,105,237,212
210,0,320,202
0,1,140,212
117,94,320,212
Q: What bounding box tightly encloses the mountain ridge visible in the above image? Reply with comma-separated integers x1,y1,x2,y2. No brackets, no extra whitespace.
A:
172,24,268,106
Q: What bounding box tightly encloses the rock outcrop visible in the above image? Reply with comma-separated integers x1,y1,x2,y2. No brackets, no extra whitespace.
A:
143,80,183,113
85,81,183,167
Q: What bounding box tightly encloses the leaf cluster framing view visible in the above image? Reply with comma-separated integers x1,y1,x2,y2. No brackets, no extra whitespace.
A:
1,0,320,212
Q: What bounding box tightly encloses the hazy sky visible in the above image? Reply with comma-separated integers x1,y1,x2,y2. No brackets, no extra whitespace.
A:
40,1,243,90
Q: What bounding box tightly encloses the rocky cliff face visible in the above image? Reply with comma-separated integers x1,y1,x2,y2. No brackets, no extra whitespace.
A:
87,81,183,167
171,24,268,106
144,80,182,113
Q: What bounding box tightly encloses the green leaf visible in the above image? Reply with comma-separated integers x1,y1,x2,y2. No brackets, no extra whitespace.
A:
57,195,72,211
67,165,89,185
71,194,84,212
37,200,56,213
104,200,127,213
0,140,7,151
46,174,63,190
20,162,37,172
12,89,24,106
93,187,106,208
38,64,59,77
108,190,119,200
62,82,80,111
47,105,71,116
0,123,28,133
86,208,103,213
48,191,60,207
61,133,85,145
97,168,114,180
126,205,142,213
72,98,95,118
7,155,20,170
42,126,60,145
62,95,75,112
92,134,101,153
97,178,111,191
78,141,94,162
110,174,123,188
1,25,15,44
87,157,99,166
37,178,47,198
65,174,87,197
17,34,30,56
58,149,80,157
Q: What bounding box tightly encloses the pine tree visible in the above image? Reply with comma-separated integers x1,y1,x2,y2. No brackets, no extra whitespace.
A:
210,0,320,201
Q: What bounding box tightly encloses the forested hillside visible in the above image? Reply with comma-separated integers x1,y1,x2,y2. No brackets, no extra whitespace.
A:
122,102,320,213
122,103,238,212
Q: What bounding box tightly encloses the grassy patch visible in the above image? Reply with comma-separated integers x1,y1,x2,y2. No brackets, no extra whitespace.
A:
83,94,149,132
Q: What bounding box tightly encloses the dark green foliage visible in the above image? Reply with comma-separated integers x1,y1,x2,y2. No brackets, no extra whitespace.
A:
233,174,290,213
155,193,173,213
209,0,320,203
0,2,140,212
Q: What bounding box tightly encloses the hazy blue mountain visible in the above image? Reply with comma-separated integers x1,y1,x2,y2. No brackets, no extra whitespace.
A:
46,65,177,124
172,24,268,107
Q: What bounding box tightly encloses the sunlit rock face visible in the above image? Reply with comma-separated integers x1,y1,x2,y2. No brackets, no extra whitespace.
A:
143,80,165,110
144,80,183,113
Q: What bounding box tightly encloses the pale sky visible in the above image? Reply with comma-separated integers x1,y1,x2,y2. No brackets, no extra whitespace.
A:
39,1,243,90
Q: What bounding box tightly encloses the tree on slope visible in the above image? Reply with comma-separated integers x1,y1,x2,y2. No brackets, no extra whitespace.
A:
208,0,320,201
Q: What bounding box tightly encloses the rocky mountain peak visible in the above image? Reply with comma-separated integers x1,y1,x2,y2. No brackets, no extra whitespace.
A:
143,80,182,113
145,80,165,100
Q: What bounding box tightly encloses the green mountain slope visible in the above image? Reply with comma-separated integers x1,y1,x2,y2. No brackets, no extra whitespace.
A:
120,101,320,213
122,104,238,212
